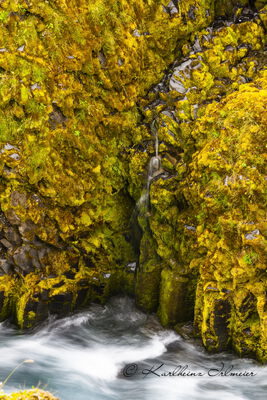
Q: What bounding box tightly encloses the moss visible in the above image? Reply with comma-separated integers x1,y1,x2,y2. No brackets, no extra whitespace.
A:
0,0,266,362
128,9,267,361
0,389,58,400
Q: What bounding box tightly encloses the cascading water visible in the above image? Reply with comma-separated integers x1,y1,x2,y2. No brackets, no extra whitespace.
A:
136,120,162,215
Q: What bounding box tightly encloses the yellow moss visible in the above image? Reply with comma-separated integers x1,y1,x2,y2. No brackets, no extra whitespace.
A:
0,389,59,400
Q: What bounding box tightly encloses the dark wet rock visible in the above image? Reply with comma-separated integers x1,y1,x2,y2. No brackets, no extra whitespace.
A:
39,289,49,301
92,283,105,296
76,288,89,307
240,292,257,317
22,297,49,328
48,104,67,130
213,299,231,351
243,327,253,336
0,291,4,310
79,278,89,287
188,6,196,20
175,321,195,340
49,292,73,315
98,51,107,67
221,288,231,294
64,271,76,279
52,280,65,288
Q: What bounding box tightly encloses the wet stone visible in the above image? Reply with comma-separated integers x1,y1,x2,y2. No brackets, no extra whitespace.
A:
0,291,4,311
188,6,196,20
213,299,231,351
52,280,65,288
49,293,73,315
0,260,14,275
11,191,27,207
76,288,89,307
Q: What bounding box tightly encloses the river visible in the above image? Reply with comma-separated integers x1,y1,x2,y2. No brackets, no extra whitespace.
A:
0,297,266,400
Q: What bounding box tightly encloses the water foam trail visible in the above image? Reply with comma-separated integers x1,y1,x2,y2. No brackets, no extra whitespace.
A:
0,297,266,400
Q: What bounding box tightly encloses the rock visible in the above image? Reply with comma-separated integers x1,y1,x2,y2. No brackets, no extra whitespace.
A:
98,51,107,67
188,6,196,20
169,59,193,92
126,262,137,272
49,292,73,315
184,225,196,231
30,83,41,90
11,191,27,208
0,260,14,275
245,229,260,240
175,321,195,339
48,104,67,130
13,245,35,273
17,44,25,52
0,239,13,248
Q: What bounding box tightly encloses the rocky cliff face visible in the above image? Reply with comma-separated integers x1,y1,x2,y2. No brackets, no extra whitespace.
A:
0,0,266,362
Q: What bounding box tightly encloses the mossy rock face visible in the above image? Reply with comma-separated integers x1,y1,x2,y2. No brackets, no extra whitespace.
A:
0,0,221,327
0,0,266,362
0,389,59,400
129,6,267,362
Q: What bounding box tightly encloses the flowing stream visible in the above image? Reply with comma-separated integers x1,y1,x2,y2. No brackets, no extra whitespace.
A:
0,297,266,400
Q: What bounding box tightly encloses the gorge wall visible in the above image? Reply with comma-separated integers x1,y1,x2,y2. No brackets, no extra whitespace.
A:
0,0,266,362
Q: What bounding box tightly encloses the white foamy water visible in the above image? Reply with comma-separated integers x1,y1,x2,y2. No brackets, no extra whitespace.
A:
0,297,266,400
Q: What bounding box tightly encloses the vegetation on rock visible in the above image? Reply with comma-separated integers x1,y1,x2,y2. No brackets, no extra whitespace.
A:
0,389,58,400
0,0,266,366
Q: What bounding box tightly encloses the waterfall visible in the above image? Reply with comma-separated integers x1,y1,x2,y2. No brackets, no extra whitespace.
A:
136,122,161,216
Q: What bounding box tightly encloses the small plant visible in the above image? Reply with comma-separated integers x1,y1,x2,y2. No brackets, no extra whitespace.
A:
0,360,34,391
243,252,257,265
0,11,9,23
